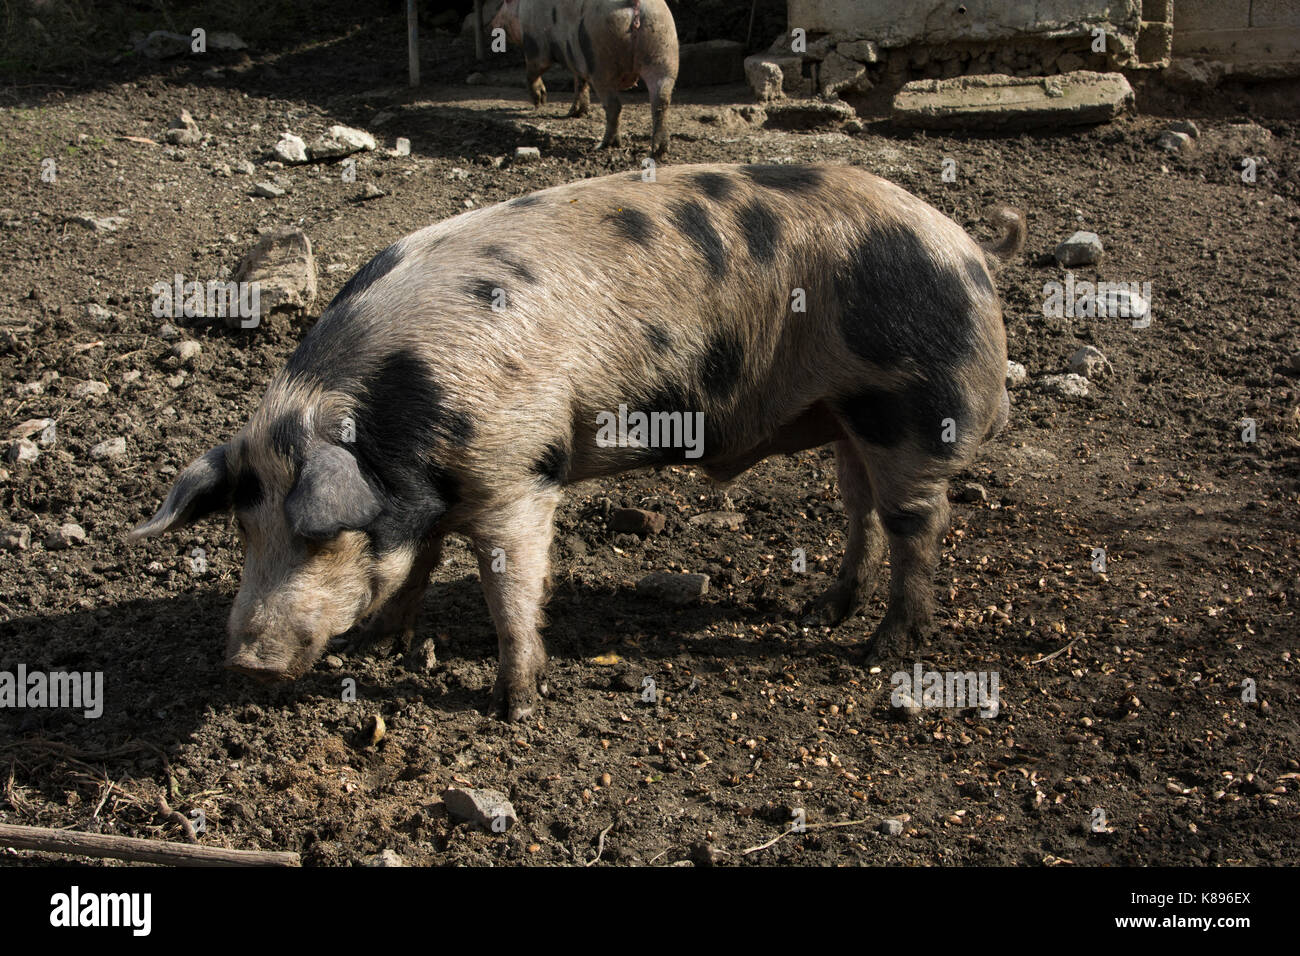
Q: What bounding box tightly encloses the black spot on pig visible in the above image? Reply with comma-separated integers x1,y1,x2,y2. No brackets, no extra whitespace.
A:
692,172,735,201
231,468,263,511
740,164,825,192
737,199,781,264
881,509,928,538
578,20,595,71
965,257,994,296
837,381,968,458
329,244,403,308
834,224,977,371
835,388,907,448
483,244,537,283
532,441,570,486
644,322,672,352
670,200,727,278
269,411,307,463
523,33,541,60
699,331,743,399
468,278,504,306
607,206,654,243
509,193,543,209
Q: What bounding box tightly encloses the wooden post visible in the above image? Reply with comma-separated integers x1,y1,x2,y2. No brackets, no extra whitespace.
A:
0,822,301,867
474,0,487,61
407,0,420,87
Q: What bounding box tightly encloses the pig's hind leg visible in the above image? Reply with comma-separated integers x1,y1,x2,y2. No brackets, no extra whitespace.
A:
807,440,885,626
471,489,561,721
595,86,623,149
526,56,549,106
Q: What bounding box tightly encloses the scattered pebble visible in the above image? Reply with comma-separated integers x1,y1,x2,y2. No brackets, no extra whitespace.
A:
164,109,202,146
609,507,666,536
957,482,988,503
251,181,286,198
358,183,385,200
72,380,109,399
1054,231,1103,267
880,818,905,836
392,137,411,157
513,146,542,164
688,511,746,532
443,787,517,832
1,525,31,551
364,849,406,867
1038,373,1091,399
1167,119,1200,138
84,303,113,322
409,636,438,671
6,439,39,464
89,436,127,459
1158,130,1191,152
1069,345,1113,379
272,133,308,164
1005,360,1028,388
159,323,180,341
70,214,126,232
636,572,710,605
45,523,86,549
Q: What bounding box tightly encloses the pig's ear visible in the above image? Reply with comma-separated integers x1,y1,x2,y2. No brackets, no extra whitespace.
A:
129,446,231,539
284,443,382,541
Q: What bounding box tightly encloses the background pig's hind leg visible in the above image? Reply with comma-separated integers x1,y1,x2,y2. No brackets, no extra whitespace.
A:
595,87,623,148
472,491,560,721
526,58,548,106
646,72,673,158
568,76,591,117
805,441,884,626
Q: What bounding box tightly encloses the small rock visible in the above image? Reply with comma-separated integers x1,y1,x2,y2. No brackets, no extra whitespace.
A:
232,226,317,324
687,511,746,532
609,508,666,536
159,323,180,341
165,110,202,146
358,183,385,200
1006,360,1028,388
636,572,710,605
251,181,286,198
1069,345,1112,379
513,146,542,164
892,691,923,719
364,849,405,867
207,32,247,51
308,125,376,160
9,418,53,440
45,523,86,549
1158,130,1191,152
391,137,411,157
879,818,905,836
1054,231,1103,267
1,526,31,551
72,380,110,399
324,655,343,669
6,439,39,464
1038,373,1091,399
272,133,308,164
121,369,141,384
90,436,127,459
443,787,517,832
1167,119,1199,138
169,340,203,365
70,214,125,232
409,636,438,671
957,483,987,503
236,160,256,175
84,303,113,322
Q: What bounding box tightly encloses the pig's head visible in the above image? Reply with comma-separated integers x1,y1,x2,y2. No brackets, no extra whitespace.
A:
129,382,433,680
488,0,524,47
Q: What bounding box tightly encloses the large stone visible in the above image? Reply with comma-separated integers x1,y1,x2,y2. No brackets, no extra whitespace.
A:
636,572,710,605
443,787,516,832
308,125,377,160
819,50,870,94
892,72,1134,130
1054,231,1103,267
744,56,785,102
232,227,317,326
677,40,745,87
273,133,308,164
1069,345,1113,379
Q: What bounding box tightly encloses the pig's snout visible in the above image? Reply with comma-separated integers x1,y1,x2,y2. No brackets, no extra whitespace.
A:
224,623,324,682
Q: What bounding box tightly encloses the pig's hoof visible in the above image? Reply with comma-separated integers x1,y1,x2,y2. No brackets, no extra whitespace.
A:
597,135,623,150
652,142,669,160
862,616,923,665
492,675,544,722
568,104,590,118
353,616,415,658
806,581,861,627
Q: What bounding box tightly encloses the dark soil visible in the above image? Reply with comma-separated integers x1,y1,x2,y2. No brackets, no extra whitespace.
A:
1,9,1298,867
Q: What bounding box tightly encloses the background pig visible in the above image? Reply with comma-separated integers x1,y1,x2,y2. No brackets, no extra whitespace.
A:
132,162,1023,721
490,0,678,157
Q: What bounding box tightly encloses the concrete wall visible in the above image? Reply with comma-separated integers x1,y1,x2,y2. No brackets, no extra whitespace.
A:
1174,0,1300,73
785,0,1141,47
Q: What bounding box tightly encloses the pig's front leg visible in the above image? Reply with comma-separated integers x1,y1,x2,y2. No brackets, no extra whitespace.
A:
355,537,444,655
595,86,623,149
472,490,560,720
568,76,591,117
646,71,673,158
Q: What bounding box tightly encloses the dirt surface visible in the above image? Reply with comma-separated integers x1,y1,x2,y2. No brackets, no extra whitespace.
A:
1,15,1298,867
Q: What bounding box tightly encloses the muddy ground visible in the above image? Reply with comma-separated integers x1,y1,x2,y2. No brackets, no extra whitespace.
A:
1,12,1298,867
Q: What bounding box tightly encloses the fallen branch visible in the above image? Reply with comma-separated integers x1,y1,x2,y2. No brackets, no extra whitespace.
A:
0,823,299,867
1030,638,1079,665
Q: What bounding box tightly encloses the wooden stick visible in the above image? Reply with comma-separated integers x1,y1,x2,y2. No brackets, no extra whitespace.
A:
407,0,420,87
0,823,299,867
